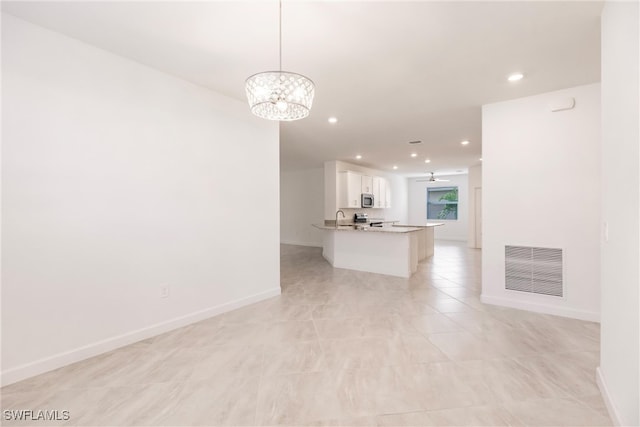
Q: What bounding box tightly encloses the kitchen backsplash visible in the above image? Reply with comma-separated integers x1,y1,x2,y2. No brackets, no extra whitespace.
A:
331,208,389,224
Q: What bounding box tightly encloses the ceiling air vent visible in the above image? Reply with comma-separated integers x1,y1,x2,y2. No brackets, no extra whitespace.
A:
505,246,563,297
408,140,422,145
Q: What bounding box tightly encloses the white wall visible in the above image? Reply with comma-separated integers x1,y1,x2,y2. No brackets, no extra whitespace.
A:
408,174,469,241
324,161,408,223
481,83,601,321
280,168,324,247
599,2,639,425
468,165,482,248
1,15,280,385
324,161,338,221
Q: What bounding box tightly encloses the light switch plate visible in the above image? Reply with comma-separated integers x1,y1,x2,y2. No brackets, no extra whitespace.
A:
160,285,170,298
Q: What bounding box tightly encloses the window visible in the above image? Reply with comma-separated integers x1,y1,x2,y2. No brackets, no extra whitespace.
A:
427,186,458,220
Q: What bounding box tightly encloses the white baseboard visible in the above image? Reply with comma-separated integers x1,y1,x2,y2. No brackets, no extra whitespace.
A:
280,240,322,248
596,367,623,426
0,287,281,387
480,294,600,322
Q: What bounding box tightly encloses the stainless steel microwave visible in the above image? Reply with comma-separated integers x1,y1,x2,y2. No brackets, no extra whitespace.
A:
361,193,374,208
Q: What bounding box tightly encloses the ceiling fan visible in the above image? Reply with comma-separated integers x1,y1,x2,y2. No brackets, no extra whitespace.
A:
416,172,450,183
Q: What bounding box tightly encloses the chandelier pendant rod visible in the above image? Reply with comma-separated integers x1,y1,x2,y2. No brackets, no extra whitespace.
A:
279,0,282,72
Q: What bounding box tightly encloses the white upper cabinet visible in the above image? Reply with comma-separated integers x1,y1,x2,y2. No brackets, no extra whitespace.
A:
361,175,373,194
374,177,390,208
337,171,362,208
378,178,387,208
372,176,381,207
337,171,391,209
372,176,388,208
385,178,392,208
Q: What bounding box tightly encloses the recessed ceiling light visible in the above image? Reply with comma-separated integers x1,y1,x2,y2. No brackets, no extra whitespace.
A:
410,153,417,157
461,140,470,146
508,73,524,82
355,154,362,160
424,159,431,163
328,117,338,124
479,157,483,161
393,165,398,170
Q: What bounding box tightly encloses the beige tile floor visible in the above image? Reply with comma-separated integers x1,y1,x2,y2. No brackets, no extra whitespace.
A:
1,242,611,426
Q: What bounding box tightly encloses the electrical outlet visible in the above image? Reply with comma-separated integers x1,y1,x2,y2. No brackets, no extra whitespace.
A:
160,285,170,298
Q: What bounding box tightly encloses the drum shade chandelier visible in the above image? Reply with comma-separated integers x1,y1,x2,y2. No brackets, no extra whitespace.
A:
245,0,315,121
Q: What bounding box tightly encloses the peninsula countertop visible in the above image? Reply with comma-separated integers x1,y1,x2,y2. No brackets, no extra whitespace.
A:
312,224,422,233
392,222,445,228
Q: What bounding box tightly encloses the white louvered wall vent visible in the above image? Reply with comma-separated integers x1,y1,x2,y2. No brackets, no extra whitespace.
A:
505,246,563,297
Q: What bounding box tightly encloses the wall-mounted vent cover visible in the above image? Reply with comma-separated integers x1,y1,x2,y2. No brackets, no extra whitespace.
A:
505,246,563,297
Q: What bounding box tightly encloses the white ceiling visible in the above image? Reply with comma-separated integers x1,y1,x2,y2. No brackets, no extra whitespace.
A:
2,1,602,177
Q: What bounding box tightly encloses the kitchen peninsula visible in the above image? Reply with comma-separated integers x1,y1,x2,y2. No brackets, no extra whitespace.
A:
393,222,444,259
312,223,441,278
314,224,410,277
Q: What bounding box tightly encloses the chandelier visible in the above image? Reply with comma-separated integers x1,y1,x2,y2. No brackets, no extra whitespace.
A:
245,1,315,121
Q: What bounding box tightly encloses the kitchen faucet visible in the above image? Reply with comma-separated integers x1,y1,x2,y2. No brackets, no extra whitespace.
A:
335,210,345,228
